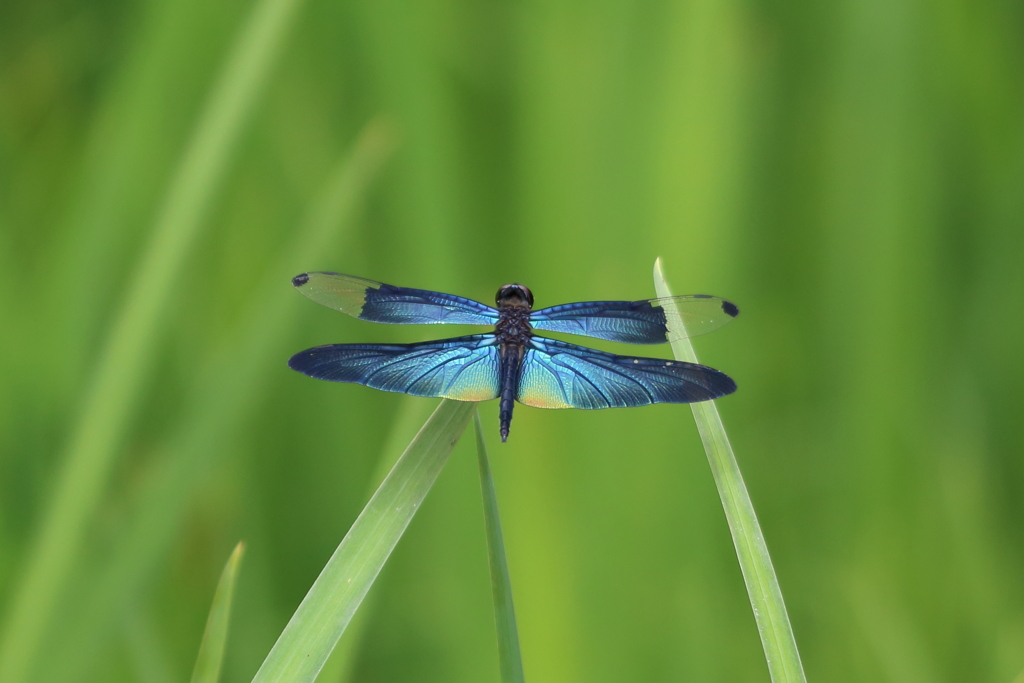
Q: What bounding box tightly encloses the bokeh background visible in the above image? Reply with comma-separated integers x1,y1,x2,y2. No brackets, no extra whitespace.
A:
2,0,1023,680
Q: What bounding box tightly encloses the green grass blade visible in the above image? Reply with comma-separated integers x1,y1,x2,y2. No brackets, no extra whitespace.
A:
0,0,304,679
316,397,435,683
474,410,526,683
653,258,807,683
250,399,476,683
191,542,246,683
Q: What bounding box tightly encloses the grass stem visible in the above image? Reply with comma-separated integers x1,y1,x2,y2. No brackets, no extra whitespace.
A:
653,258,806,683
250,399,475,683
190,542,246,683
474,410,526,683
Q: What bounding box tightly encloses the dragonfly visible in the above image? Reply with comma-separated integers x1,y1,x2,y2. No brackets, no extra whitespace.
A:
288,273,739,442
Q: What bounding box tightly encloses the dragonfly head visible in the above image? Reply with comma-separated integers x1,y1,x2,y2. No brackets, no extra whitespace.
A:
496,283,534,309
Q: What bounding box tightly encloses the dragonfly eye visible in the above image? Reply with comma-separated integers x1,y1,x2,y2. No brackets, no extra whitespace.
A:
496,284,534,309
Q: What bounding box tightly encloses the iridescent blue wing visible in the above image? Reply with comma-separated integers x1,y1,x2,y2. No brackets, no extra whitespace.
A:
529,296,739,344
288,334,500,401
516,336,736,409
292,272,499,326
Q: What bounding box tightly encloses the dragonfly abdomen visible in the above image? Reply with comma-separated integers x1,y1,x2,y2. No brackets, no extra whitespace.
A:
498,343,525,442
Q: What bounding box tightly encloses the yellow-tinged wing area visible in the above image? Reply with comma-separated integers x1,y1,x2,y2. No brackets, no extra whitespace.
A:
516,359,572,409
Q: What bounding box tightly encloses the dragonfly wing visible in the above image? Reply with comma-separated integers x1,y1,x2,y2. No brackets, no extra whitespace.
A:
529,296,739,344
516,336,736,409
289,334,501,401
292,272,499,326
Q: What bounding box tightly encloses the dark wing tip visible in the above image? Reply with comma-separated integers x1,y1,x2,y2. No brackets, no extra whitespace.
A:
292,273,310,288
713,370,738,397
288,347,324,374
691,363,737,399
287,351,306,372
721,300,739,317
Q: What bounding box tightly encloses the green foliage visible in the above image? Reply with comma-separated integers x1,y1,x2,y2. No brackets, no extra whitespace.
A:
0,0,303,677
655,259,805,682
2,0,1023,681
192,543,246,683
251,400,474,683
475,411,526,683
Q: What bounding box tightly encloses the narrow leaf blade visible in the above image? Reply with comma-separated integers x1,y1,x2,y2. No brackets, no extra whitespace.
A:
250,399,475,683
316,396,435,683
191,542,246,683
474,410,526,683
653,258,806,683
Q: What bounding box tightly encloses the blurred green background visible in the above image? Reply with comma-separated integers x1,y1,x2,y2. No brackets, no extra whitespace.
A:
2,0,1023,680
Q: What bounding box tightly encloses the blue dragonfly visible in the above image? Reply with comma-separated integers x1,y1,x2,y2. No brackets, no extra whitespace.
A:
288,273,739,442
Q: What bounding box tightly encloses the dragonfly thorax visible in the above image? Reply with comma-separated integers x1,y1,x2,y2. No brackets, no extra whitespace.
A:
495,304,533,345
